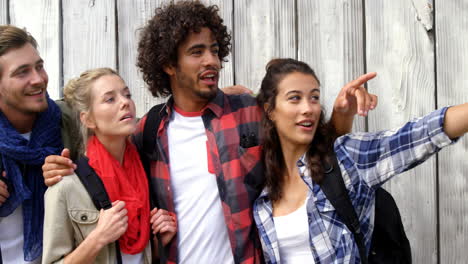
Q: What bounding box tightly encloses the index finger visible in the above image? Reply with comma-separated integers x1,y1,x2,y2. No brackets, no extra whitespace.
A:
345,72,377,91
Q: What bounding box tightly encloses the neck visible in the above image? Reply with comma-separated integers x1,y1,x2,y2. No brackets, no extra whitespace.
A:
170,83,210,112
0,105,37,133
94,134,127,164
280,140,308,181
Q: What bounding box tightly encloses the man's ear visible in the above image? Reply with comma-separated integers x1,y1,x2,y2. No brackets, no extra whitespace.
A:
163,64,176,76
80,111,96,130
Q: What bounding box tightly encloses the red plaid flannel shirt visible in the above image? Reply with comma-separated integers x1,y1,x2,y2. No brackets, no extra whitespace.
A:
133,90,265,263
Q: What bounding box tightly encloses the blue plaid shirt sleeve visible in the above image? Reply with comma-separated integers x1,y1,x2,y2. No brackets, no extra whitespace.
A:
334,107,455,188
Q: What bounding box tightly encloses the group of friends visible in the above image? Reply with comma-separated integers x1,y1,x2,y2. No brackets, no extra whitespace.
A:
1,1,467,264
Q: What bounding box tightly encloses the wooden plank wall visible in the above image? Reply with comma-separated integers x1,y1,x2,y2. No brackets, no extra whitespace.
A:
436,1,468,263
366,1,438,263
2,0,467,262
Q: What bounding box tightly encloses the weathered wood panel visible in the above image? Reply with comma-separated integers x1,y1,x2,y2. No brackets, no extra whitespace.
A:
201,0,234,89
298,0,366,131
436,1,468,262
365,1,436,263
234,0,295,92
117,0,164,117
9,0,61,99
0,0,7,24
62,0,116,85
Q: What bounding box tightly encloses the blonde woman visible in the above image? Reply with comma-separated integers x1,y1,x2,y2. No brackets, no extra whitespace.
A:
42,68,176,264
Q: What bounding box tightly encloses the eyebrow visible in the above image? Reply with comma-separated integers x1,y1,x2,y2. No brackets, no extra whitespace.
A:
285,88,320,95
186,42,219,53
102,86,130,96
11,59,44,76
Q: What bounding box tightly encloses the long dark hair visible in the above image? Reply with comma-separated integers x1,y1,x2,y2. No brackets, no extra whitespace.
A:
257,58,336,202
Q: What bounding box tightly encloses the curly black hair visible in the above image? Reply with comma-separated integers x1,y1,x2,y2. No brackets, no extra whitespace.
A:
137,0,231,98
257,58,337,202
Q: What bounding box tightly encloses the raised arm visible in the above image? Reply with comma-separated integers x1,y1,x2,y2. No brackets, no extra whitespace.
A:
331,72,378,136
444,103,468,139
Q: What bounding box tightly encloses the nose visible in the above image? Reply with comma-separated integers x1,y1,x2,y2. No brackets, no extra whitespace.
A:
301,100,314,115
119,94,131,109
202,51,220,69
30,69,47,86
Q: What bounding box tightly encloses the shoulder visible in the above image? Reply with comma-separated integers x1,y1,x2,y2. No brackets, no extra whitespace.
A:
45,173,87,201
225,93,258,110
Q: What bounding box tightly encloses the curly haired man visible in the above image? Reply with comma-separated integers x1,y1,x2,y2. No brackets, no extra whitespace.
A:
135,2,264,263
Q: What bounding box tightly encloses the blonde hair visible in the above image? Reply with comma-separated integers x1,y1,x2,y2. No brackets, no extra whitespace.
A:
63,67,119,154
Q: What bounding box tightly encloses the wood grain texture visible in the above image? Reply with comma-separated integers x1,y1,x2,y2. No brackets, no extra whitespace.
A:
365,0,436,263
234,0,296,92
0,0,7,24
298,0,366,130
62,0,116,85
117,0,164,117
9,0,61,99
201,0,234,89
436,0,468,262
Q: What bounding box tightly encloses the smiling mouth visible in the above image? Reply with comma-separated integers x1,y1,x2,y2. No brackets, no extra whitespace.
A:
25,90,44,96
297,121,313,128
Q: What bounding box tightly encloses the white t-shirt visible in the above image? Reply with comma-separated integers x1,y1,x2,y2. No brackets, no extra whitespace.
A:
273,198,315,263
121,252,144,264
167,108,234,263
0,132,41,264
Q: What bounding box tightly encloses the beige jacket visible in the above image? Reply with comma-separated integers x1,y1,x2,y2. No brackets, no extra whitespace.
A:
42,173,152,264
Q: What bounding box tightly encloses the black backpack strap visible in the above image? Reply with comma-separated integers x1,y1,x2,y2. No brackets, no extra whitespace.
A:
75,157,122,264
139,103,167,263
320,155,368,264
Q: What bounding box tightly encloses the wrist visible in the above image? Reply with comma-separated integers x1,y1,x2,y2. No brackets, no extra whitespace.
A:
87,229,107,251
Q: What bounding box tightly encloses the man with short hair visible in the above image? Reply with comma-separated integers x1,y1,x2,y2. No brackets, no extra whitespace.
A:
43,1,376,263
0,25,62,264
0,25,79,264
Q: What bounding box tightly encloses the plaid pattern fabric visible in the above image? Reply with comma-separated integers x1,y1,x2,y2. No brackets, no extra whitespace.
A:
254,107,454,264
133,90,265,264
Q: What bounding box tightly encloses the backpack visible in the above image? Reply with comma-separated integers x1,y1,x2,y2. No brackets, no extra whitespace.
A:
320,155,412,264
74,156,123,264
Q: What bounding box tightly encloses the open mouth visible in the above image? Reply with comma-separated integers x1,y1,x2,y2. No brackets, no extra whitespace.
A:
199,71,218,84
297,121,313,128
120,114,133,121
25,90,44,96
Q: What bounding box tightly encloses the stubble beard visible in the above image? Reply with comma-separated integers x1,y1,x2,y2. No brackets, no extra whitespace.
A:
176,70,218,102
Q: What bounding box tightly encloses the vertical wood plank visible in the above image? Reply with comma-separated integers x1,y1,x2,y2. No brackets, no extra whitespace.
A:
9,0,61,99
62,0,116,84
0,0,7,24
200,0,234,89
234,0,295,92
436,1,468,262
297,0,366,130
117,0,164,117
365,1,436,263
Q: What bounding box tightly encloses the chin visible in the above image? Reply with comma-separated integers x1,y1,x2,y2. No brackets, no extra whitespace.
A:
25,103,49,114
196,86,218,99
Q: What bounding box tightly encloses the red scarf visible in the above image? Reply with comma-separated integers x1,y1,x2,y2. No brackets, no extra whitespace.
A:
86,135,150,254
